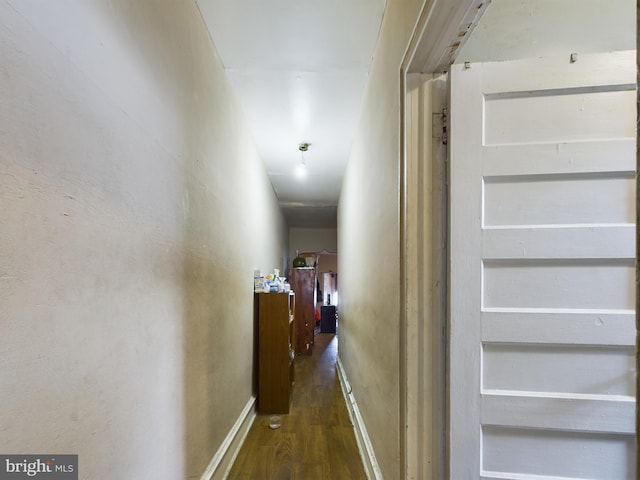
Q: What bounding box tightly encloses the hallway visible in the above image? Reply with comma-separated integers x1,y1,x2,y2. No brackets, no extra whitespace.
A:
227,334,366,480
1,1,636,478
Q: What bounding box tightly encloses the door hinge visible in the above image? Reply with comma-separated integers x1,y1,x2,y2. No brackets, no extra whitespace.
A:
442,107,448,145
433,108,448,145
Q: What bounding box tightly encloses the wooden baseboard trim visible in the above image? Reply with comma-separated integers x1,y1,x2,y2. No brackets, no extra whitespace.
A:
200,395,256,480
336,356,383,480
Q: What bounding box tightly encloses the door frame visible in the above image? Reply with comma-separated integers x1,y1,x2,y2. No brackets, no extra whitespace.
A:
401,3,639,478
636,4,639,466
399,1,489,478
400,70,447,480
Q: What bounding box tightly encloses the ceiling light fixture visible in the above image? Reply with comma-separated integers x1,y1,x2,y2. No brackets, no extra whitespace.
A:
296,142,310,178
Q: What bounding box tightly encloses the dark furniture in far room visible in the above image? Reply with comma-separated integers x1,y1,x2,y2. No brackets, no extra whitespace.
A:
320,305,337,334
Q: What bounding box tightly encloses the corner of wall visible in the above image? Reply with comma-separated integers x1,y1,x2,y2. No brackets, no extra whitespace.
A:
200,396,257,480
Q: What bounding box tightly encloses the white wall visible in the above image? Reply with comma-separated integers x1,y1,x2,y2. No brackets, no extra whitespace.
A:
0,1,286,478
456,0,635,63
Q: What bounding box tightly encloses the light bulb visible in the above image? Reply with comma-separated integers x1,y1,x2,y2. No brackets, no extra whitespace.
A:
295,162,307,178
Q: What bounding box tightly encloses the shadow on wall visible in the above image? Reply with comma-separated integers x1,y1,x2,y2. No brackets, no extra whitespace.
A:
181,206,262,480
182,252,223,479
88,2,285,478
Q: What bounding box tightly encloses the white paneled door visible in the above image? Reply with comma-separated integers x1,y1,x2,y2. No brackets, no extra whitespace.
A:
449,51,637,479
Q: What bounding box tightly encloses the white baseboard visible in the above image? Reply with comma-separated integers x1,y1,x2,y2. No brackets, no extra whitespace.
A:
336,357,383,480
200,395,257,480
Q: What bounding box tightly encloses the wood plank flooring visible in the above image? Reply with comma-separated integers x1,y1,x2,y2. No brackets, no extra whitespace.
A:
227,333,367,480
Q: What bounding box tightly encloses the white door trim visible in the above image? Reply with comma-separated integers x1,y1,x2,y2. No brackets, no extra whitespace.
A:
399,2,488,478
401,71,448,480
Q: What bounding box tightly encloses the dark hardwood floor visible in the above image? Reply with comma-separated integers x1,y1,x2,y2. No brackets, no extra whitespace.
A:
227,333,367,480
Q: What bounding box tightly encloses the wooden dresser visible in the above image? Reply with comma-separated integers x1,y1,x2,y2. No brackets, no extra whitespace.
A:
257,292,295,414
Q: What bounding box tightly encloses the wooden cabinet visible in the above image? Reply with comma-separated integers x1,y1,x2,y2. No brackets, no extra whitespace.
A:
288,267,316,356
257,292,295,414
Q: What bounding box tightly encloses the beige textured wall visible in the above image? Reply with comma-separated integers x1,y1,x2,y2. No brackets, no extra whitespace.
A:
0,1,286,479
337,0,424,477
289,227,337,259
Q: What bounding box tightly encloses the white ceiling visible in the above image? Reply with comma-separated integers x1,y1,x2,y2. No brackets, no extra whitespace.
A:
196,0,387,227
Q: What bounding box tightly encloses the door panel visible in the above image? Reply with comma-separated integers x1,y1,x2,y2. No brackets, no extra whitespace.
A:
482,426,634,479
449,51,636,479
483,174,635,226
483,88,636,145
